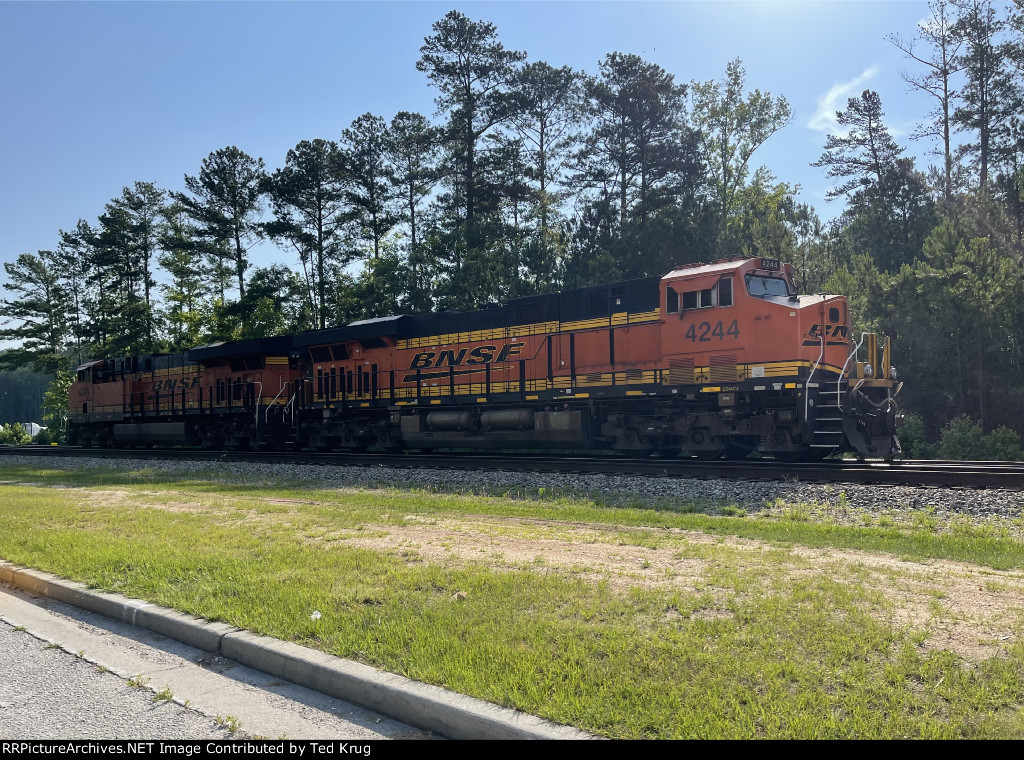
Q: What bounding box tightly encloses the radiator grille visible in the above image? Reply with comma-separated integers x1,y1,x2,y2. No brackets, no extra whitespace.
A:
708,354,738,383
668,358,695,385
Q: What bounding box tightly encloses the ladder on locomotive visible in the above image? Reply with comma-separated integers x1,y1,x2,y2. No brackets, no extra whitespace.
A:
809,380,847,451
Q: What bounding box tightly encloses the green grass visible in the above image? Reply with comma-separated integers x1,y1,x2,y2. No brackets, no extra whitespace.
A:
1,462,1023,739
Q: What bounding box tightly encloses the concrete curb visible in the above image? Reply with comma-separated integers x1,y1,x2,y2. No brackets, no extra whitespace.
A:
0,562,593,740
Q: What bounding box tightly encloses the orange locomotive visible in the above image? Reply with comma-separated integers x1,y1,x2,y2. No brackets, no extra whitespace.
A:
67,337,303,449
294,256,900,460
68,257,901,459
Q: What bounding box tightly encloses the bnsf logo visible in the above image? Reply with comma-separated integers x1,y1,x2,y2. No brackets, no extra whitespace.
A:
408,342,525,370
803,323,848,347
806,323,848,339
153,377,201,392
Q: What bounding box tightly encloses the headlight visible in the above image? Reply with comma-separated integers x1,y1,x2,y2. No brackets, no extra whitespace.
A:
864,363,873,378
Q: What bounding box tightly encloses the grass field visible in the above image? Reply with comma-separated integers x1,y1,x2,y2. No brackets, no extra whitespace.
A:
1,461,1023,739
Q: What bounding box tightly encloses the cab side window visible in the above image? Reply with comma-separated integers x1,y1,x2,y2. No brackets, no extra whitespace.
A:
666,286,679,313
718,278,733,307
681,277,733,311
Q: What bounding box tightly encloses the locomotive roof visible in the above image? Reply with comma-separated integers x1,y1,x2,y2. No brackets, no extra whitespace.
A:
663,257,765,279
187,335,294,361
295,276,661,348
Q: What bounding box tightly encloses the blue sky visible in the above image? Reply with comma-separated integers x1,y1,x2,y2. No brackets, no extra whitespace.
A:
0,0,940,279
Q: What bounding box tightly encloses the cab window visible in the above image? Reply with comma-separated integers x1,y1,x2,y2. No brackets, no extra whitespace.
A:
745,274,792,297
666,286,679,313
680,278,733,311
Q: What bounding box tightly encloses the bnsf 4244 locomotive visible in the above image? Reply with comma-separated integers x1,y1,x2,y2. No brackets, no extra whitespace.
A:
67,257,902,459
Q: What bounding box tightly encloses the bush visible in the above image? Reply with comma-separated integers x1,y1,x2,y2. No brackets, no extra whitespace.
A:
896,413,935,459
983,425,1024,461
938,416,987,460
936,416,1024,461
0,423,31,445
32,427,57,445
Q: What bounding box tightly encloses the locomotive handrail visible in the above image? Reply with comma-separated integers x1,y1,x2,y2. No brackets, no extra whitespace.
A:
805,334,825,422
839,333,869,413
252,382,263,434
265,382,288,424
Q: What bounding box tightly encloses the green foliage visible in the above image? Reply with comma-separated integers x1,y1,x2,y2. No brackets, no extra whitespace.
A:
952,0,1021,193
174,146,267,299
689,58,792,255
896,413,936,459
385,111,443,312
938,415,1023,461
92,182,166,356
158,201,211,351
574,52,702,280
939,416,988,460
984,425,1023,461
41,371,73,444
417,9,526,289
0,251,71,374
32,427,57,445
341,114,401,263
264,138,349,331
813,89,904,201
210,265,310,341
350,235,411,319
0,423,31,445
507,61,584,292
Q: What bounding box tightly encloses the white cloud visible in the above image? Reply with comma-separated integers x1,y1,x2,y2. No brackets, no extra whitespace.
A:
808,66,880,134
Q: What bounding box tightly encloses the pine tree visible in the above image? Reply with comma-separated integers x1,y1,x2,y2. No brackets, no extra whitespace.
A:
174,146,267,299
417,10,525,228
340,114,400,263
952,0,1020,193
265,138,348,329
158,200,210,350
575,52,701,278
385,111,442,312
0,251,70,374
812,89,905,200
507,61,586,291
54,219,97,365
887,0,964,202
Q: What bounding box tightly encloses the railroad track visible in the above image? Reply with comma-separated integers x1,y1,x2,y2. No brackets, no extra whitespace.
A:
3,446,1024,490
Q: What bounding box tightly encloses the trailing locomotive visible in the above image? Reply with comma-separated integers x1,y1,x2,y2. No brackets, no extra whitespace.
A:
67,257,902,459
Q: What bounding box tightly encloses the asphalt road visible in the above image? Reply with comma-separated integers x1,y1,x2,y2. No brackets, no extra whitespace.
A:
0,583,434,740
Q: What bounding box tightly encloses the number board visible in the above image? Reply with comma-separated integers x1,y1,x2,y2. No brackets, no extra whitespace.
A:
758,258,782,271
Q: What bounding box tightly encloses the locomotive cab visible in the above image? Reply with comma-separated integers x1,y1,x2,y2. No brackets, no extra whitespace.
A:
658,257,900,459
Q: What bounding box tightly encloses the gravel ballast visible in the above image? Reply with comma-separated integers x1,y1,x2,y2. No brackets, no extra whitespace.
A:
3,454,1024,525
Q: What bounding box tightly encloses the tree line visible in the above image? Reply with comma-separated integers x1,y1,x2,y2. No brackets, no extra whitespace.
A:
2,1,1023,455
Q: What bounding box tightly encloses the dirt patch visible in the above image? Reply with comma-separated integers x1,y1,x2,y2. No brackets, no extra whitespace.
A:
74,489,213,514
68,487,1024,662
788,546,1024,660
332,514,1024,661
335,517,711,590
